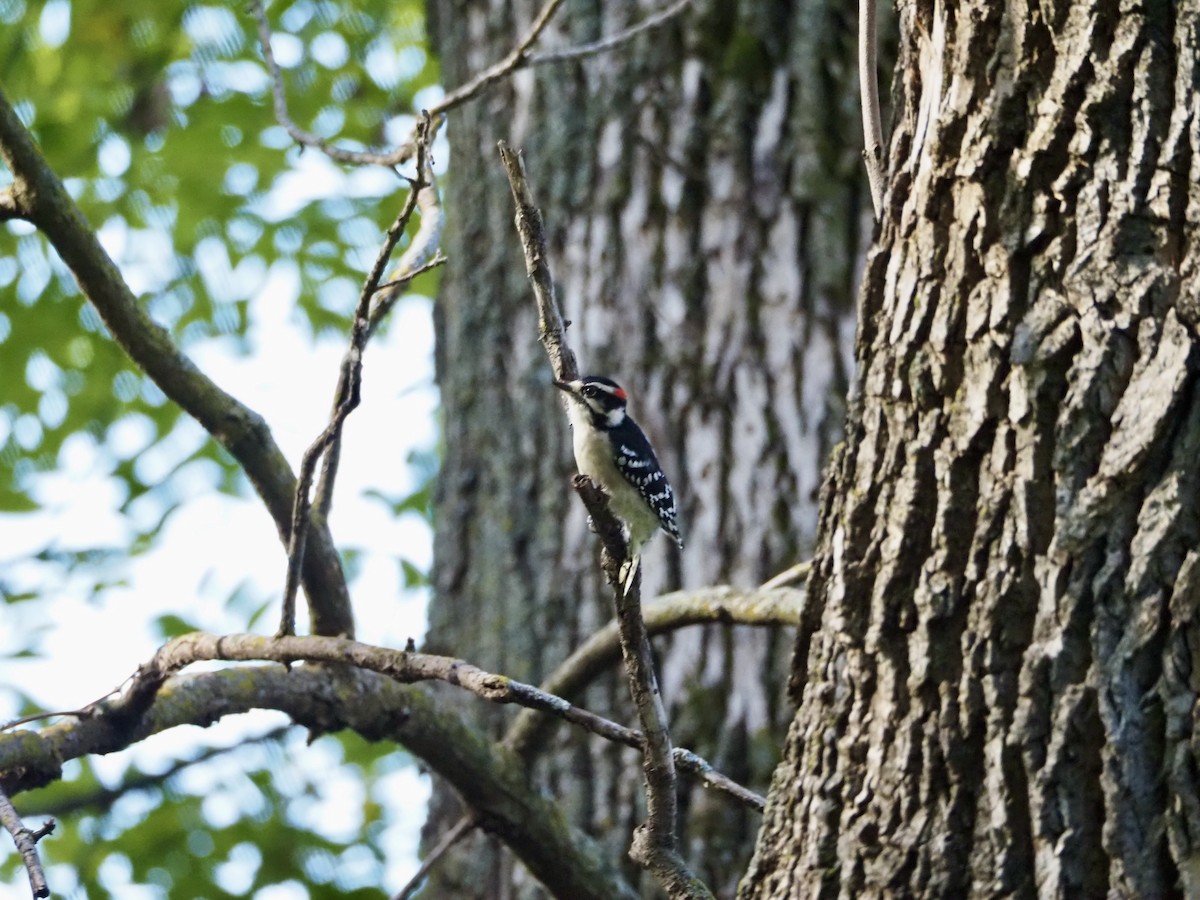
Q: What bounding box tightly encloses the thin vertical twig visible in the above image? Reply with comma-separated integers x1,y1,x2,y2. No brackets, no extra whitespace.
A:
572,479,712,898
277,115,438,638
498,141,710,897
312,146,445,522
859,0,886,218
0,787,52,899
391,814,478,900
497,143,578,383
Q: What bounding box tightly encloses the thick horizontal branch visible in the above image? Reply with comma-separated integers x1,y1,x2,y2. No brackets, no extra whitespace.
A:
0,86,352,637
104,632,762,812
505,585,806,758
2,666,637,900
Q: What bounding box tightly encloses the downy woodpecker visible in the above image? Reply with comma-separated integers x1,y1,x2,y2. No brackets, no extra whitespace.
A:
555,375,683,593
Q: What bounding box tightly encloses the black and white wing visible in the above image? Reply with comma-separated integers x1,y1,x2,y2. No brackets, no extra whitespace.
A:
612,421,684,549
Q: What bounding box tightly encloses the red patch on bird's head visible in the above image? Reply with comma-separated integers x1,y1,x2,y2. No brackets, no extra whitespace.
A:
612,386,627,400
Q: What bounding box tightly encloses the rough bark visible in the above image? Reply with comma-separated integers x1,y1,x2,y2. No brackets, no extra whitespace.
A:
424,0,871,894
743,1,1200,897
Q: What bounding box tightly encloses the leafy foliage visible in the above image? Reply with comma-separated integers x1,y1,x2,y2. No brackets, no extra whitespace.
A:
7,729,416,898
1,0,441,895
0,0,437,535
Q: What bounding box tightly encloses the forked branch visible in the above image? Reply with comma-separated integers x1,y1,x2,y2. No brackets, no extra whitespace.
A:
0,786,52,899
251,0,694,169
505,583,806,759
95,631,761,814
277,116,441,637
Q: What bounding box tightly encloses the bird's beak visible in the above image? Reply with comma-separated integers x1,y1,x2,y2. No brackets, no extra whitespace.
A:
554,380,577,394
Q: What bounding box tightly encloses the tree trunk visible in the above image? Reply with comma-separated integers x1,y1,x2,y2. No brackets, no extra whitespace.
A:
742,1,1200,896
424,0,872,894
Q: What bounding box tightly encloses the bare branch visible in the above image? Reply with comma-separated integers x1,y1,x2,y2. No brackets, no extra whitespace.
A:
391,814,478,900
571,478,712,898
673,749,766,813
0,785,51,899
0,85,354,637
1,710,89,733
527,0,693,65
100,631,758,812
250,0,566,168
859,0,886,218
430,0,566,117
505,584,805,758
497,142,578,382
760,559,811,590
249,0,419,166
366,160,446,338
1,666,638,900
278,116,436,637
251,0,690,173
313,236,445,521
500,144,709,896
368,253,446,305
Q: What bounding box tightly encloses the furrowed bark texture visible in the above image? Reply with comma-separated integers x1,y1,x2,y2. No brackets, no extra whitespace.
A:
743,1,1200,897
425,0,872,894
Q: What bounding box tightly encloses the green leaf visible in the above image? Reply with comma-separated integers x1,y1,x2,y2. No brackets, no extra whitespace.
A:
154,614,199,639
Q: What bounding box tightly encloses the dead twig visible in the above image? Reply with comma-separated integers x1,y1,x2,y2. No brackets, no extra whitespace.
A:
250,0,419,167
1,710,90,733
760,559,812,590
253,0,687,172
497,142,578,382
365,164,445,340
277,114,436,638
391,814,478,900
431,0,566,118
527,0,693,65
0,785,52,899
251,0,565,168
